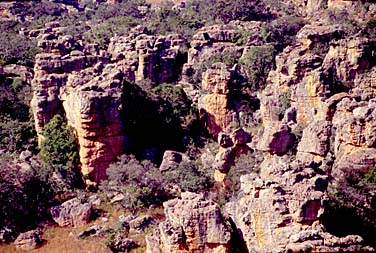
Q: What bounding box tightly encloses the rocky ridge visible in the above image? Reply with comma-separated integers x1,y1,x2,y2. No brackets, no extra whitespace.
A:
22,0,376,252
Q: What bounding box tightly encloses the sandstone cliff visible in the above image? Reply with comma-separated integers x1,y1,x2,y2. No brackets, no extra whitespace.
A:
30,23,186,182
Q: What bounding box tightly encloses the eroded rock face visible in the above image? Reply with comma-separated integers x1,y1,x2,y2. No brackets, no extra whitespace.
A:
225,155,366,252
199,63,235,138
296,120,332,163
146,192,231,253
30,25,125,182
159,150,189,172
108,29,186,84
61,64,126,181
30,23,190,182
331,98,376,180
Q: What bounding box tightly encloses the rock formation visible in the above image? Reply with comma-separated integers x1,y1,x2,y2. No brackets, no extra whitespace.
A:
146,192,231,253
50,197,92,227
14,230,43,251
108,29,186,84
199,63,235,138
30,23,186,182
225,155,367,252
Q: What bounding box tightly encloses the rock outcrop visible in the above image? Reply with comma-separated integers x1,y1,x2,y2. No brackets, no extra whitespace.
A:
225,155,367,252
30,23,189,182
30,22,125,182
199,63,235,138
146,192,231,253
108,29,186,84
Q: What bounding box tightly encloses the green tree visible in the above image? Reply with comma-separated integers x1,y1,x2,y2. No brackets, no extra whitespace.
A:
240,45,276,91
164,160,214,192
40,115,78,167
262,16,306,51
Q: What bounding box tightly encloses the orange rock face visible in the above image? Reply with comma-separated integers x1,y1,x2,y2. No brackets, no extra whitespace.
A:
199,63,235,139
30,23,126,183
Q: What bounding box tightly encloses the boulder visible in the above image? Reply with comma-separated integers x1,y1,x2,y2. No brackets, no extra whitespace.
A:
107,235,136,253
119,214,155,231
50,197,92,227
159,150,188,172
14,230,43,251
231,128,252,146
218,132,233,148
258,123,295,155
213,147,235,173
297,120,332,163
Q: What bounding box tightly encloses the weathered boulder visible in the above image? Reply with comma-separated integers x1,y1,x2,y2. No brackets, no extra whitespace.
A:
231,128,252,146
159,150,189,172
50,197,92,227
146,192,231,253
107,235,136,253
14,230,43,251
120,214,155,232
213,147,235,173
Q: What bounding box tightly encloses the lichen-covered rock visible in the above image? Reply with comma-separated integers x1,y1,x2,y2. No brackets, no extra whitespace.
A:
146,192,231,253
50,197,92,227
61,64,126,182
14,230,43,251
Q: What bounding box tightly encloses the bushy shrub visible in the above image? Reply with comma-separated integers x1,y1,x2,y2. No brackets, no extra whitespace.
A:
122,82,200,160
101,155,168,213
84,16,140,49
0,21,39,67
210,0,271,23
164,160,214,192
0,157,52,232
40,115,78,167
39,115,82,192
240,45,276,91
0,77,36,153
262,16,306,51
